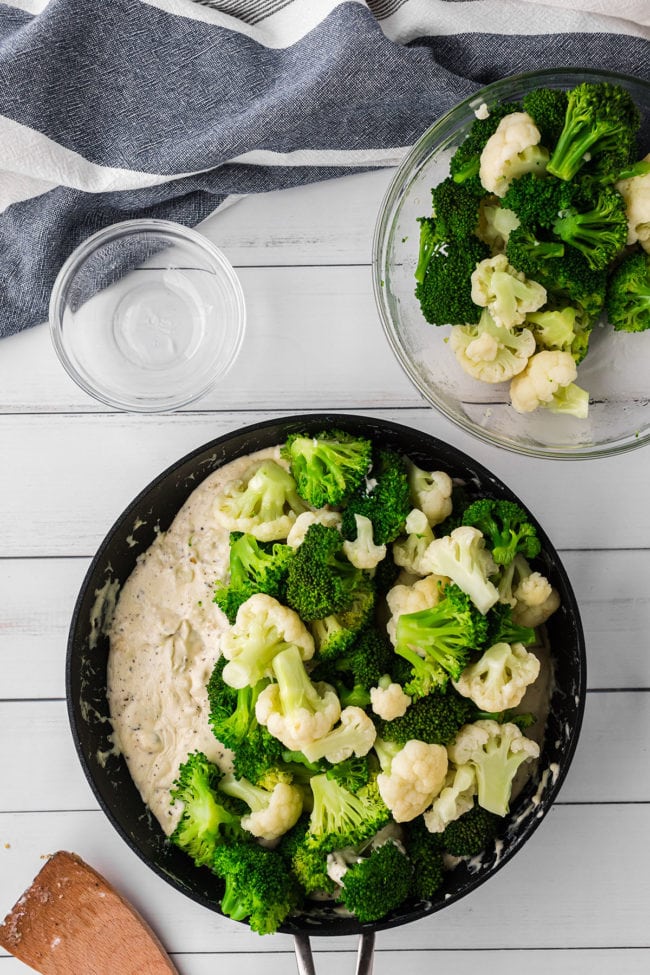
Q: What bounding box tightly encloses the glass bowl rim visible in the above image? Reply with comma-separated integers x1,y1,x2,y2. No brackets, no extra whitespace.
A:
372,66,650,460
49,218,246,413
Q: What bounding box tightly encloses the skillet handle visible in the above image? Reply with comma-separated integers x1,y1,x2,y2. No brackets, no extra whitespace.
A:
293,932,375,975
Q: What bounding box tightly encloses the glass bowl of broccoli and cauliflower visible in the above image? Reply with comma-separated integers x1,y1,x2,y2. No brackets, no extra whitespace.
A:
67,415,585,951
373,68,650,459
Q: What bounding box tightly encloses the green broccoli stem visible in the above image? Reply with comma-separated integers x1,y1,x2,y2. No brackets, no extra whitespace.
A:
414,219,439,284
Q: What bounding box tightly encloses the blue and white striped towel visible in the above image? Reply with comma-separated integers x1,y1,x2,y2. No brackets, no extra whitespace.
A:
1,0,648,337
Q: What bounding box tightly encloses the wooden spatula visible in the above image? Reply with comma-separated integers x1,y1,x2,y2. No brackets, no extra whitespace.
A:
0,851,178,975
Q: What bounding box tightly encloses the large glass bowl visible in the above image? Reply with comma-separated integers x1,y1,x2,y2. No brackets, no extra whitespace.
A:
373,68,650,460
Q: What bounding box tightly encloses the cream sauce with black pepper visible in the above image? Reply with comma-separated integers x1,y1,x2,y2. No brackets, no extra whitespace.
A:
107,446,280,835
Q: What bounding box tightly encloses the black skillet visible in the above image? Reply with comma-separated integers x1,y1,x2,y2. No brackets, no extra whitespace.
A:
66,414,586,974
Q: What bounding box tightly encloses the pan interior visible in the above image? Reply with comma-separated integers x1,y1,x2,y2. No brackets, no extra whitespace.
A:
66,413,586,936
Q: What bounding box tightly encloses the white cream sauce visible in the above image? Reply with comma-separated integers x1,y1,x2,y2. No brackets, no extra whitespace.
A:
107,446,280,836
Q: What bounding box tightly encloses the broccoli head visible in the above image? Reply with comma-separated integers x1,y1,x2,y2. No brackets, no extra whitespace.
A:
504,225,565,282
552,185,628,271
285,522,366,622
484,601,536,648
605,248,650,333
461,498,541,565
341,448,412,546
338,840,414,923
546,81,640,183
402,816,445,900
430,176,482,242
501,172,575,231
309,576,377,660
395,583,489,698
169,752,242,867
522,86,568,149
415,235,490,327
441,799,500,857
214,532,294,625
281,430,372,507
375,685,475,746
212,840,300,935
307,773,391,850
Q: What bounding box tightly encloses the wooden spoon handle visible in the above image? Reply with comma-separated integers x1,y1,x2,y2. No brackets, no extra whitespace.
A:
0,851,178,975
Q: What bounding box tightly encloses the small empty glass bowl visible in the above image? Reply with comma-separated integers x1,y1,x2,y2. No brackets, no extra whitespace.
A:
50,219,246,412
372,68,650,459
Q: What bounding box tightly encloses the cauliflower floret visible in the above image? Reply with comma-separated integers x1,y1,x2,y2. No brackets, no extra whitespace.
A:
478,201,520,253
376,739,448,823
342,513,387,570
421,525,499,615
479,111,549,198
370,677,411,721
406,463,453,527
453,641,541,712
512,570,561,628
447,719,540,817
301,706,377,764
615,154,650,253
386,573,448,644
509,349,587,417
255,645,341,751
471,254,547,329
392,508,435,576
450,309,536,384
213,459,308,541
219,773,303,843
423,763,477,833
220,593,314,689
286,508,342,548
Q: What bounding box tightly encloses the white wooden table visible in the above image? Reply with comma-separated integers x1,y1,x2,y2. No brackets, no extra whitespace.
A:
1,168,649,975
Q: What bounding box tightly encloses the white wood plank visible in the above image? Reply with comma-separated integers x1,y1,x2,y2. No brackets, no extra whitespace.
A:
2,409,650,559
0,805,648,955
0,692,647,812
2,549,648,700
197,168,396,266
0,264,415,414
2,949,650,975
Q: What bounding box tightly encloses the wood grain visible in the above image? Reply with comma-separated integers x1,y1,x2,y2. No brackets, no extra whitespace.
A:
0,851,177,974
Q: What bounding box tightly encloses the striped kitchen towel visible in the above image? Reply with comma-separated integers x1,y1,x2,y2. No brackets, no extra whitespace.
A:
0,0,648,337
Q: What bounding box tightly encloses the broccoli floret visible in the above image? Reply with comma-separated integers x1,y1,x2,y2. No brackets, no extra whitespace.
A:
552,185,628,271
281,430,372,508
341,449,412,546
502,172,575,230
505,225,565,281
430,176,482,242
169,752,242,867
207,659,286,785
449,100,522,194
212,840,299,935
334,626,398,689
441,800,500,857
214,532,294,625
309,577,376,660
278,816,336,895
307,773,391,850
522,86,568,149
415,235,490,327
546,81,640,183
285,522,365,622
395,584,489,697
402,816,445,900
605,248,650,332
325,754,371,791
337,840,414,923
461,498,541,566
484,602,536,647
213,459,308,542
374,686,476,746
